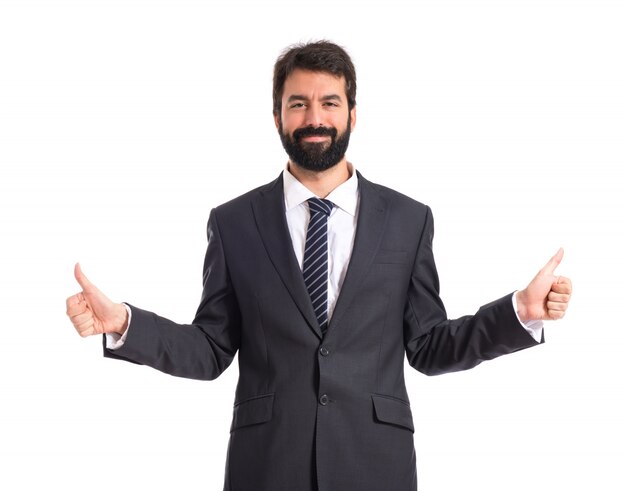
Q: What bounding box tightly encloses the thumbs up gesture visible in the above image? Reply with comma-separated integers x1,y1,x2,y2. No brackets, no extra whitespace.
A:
66,263,128,337
515,248,573,322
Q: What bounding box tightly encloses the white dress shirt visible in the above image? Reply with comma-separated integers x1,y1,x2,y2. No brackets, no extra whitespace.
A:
283,164,359,321
107,165,542,349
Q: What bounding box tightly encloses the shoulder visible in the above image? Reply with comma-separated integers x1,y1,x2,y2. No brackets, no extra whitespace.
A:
211,173,283,217
358,171,431,216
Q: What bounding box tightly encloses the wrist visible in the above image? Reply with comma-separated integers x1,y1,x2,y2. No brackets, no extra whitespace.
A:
515,290,530,323
115,303,129,335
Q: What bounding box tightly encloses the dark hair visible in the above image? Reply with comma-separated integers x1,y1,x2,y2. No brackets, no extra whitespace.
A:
272,40,357,116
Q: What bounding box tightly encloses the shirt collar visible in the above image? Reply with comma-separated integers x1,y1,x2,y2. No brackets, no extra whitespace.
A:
283,163,359,216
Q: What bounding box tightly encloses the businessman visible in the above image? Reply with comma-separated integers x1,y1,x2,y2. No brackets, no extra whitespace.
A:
66,41,572,491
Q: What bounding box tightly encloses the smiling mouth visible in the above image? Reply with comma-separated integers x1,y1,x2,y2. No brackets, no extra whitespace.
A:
300,135,330,142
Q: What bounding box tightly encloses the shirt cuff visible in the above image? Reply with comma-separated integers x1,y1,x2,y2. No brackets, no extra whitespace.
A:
104,304,131,350
511,291,543,342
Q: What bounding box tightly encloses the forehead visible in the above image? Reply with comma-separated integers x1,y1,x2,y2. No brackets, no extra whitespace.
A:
282,69,347,100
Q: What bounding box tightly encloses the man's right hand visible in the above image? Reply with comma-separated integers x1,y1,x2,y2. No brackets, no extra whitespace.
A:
66,263,128,337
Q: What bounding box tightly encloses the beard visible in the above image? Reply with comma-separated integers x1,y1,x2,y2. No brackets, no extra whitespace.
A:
279,115,351,172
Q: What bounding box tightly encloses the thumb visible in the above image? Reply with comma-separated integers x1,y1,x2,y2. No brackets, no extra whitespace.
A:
74,262,93,292
540,247,564,276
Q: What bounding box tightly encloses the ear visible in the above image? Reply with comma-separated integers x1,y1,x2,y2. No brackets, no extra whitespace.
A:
274,112,280,130
349,106,357,131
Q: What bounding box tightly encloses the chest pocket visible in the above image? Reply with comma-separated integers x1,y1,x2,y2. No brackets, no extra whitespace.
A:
373,250,408,264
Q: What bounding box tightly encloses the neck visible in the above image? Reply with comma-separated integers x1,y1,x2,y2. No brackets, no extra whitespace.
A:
288,159,351,198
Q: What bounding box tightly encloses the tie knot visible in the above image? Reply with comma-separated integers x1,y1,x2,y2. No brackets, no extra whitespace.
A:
308,198,333,217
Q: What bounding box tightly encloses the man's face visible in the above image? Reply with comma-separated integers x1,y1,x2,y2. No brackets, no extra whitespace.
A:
275,69,357,172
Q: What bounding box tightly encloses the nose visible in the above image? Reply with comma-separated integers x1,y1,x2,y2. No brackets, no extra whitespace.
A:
303,104,323,127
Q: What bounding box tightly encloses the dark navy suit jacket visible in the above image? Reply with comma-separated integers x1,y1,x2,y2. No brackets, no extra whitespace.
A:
104,171,541,490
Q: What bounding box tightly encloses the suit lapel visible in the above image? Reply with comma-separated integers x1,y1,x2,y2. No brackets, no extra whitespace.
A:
328,172,387,332
252,174,323,340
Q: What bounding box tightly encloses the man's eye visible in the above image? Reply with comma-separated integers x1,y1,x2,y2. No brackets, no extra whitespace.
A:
290,103,305,109
323,102,338,107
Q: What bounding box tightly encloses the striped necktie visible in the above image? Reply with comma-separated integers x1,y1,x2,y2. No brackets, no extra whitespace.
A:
303,197,333,334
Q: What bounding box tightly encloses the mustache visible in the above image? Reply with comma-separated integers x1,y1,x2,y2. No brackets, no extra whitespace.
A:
293,126,337,142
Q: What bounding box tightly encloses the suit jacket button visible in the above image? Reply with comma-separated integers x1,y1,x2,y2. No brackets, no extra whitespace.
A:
319,347,330,356
319,394,329,406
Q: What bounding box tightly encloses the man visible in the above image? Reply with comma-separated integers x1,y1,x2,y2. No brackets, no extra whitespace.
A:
66,41,572,490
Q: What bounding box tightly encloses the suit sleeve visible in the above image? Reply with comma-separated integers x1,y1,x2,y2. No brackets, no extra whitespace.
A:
103,209,241,380
403,206,542,376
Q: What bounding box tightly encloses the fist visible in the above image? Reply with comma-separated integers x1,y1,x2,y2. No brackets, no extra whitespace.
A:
516,248,573,322
66,263,128,337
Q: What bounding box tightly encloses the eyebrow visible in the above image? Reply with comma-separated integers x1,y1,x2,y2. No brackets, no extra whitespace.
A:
286,94,343,103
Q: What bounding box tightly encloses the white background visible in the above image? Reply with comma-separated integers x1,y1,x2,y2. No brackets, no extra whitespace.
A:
1,0,625,489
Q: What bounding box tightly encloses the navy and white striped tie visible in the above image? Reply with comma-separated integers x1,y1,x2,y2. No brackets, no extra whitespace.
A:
303,198,333,334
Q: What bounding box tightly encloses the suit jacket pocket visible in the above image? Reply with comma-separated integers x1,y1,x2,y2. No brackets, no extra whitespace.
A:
230,393,275,432
373,250,408,264
371,394,415,432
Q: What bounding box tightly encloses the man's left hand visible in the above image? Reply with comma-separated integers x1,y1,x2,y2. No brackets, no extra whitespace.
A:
515,248,573,322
